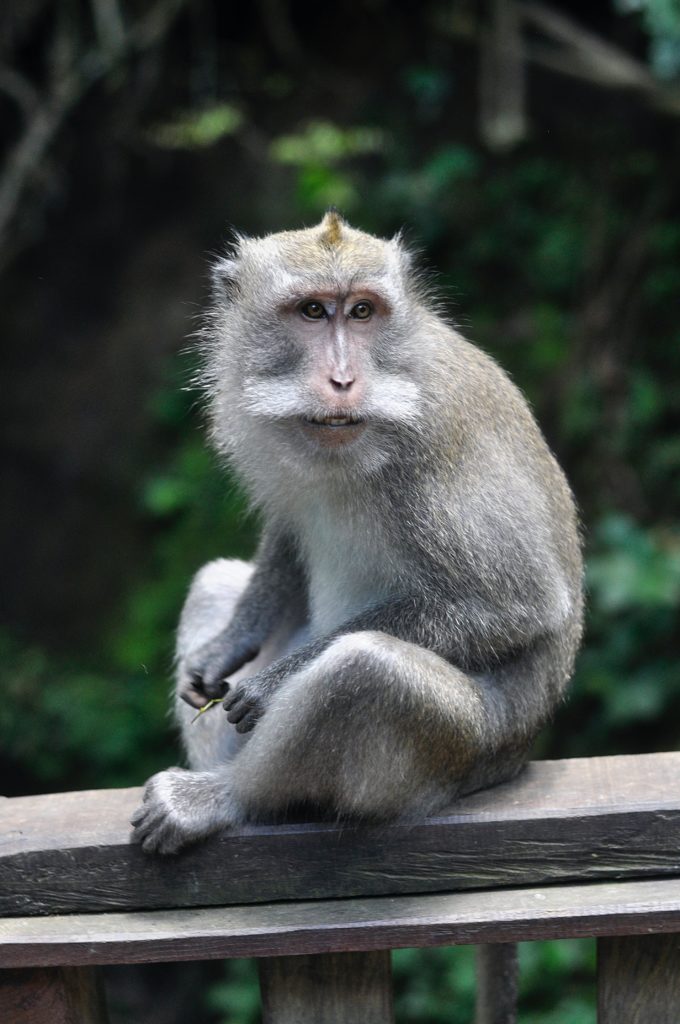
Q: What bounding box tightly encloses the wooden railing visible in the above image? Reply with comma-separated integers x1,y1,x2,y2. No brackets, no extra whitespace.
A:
2,751,680,1022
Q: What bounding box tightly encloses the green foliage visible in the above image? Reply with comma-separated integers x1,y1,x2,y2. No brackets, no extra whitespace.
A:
270,120,385,213
0,631,171,789
206,959,261,1023
394,940,594,1023
557,516,680,756
204,942,594,1024
616,0,680,79
149,104,243,149
392,946,476,1022
0,371,257,793
120,107,680,1018
519,939,596,1023
271,121,384,166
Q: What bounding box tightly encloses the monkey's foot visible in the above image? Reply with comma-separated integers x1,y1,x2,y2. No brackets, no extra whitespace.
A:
130,767,232,855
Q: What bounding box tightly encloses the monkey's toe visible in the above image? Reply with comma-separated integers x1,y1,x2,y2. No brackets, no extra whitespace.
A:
132,805,191,855
131,767,224,855
130,804,146,828
140,822,184,855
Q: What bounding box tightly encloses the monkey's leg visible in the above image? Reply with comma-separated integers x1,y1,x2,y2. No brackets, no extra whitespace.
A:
174,558,254,770
224,630,532,819
173,557,306,771
132,630,540,852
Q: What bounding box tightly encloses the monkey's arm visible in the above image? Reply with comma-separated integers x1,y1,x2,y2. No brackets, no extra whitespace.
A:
181,528,305,709
223,583,567,732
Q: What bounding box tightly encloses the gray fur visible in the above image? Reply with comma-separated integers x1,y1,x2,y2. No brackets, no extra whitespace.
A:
131,213,583,858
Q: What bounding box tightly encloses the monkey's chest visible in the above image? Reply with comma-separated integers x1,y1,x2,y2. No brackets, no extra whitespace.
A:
298,509,397,637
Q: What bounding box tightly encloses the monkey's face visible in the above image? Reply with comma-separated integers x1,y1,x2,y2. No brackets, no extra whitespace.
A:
281,289,397,451
205,213,431,480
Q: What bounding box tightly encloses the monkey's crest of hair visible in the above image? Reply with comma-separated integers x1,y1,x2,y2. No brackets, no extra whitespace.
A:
319,208,343,248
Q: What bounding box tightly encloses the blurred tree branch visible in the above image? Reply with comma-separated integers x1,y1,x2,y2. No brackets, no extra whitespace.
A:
471,0,680,150
0,0,186,271
480,0,527,150
520,1,680,112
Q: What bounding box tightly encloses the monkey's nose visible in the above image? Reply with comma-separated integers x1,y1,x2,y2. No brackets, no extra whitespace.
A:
330,374,354,391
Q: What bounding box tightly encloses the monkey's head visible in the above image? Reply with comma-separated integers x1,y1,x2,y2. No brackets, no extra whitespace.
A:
203,212,439,490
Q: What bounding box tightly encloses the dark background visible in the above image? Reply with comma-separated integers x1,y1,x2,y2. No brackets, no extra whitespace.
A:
2,2,679,1021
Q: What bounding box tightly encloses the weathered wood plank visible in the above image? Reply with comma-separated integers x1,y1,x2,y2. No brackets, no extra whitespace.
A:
2,878,680,968
2,753,680,916
259,952,393,1024
598,933,680,1024
0,966,109,1023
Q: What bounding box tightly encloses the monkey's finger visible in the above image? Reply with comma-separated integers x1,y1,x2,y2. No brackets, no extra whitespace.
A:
235,711,259,734
197,674,231,700
180,685,214,710
222,688,245,712
225,696,254,724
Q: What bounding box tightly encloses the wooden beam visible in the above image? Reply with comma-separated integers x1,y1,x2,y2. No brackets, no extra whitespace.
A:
2,877,680,968
259,952,393,1024
598,933,680,1024
3,752,680,916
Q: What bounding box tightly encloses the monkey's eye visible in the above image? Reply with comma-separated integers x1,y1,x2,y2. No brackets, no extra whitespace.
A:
349,301,373,320
300,301,327,320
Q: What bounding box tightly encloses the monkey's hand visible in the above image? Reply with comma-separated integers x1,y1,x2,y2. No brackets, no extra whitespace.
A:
222,670,279,733
131,767,231,855
180,632,261,710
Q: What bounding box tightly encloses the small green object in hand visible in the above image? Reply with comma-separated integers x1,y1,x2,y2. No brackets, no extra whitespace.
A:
191,697,223,724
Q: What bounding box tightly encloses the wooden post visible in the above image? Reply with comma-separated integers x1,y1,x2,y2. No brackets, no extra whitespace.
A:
0,966,109,1024
259,951,394,1024
598,933,680,1024
475,943,518,1024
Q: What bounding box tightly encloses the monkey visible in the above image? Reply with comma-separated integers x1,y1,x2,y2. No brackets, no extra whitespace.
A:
131,210,583,858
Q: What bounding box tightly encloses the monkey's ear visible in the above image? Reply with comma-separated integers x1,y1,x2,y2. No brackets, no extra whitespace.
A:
211,255,241,304
389,230,416,275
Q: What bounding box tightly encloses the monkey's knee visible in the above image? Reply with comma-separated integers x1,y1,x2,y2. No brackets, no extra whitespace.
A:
320,631,460,717
190,557,253,596
246,632,458,817
176,558,253,663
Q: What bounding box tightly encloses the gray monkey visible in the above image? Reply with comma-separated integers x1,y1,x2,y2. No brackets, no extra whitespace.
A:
131,211,583,857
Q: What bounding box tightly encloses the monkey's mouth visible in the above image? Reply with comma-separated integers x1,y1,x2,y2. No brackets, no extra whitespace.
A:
300,414,366,448
302,414,364,428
